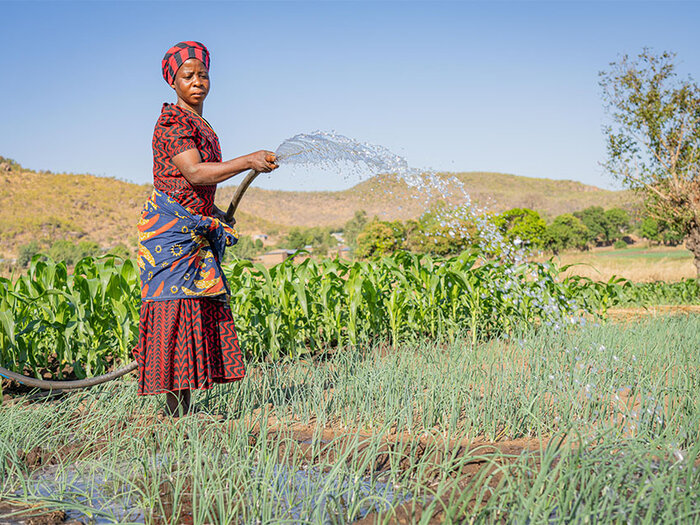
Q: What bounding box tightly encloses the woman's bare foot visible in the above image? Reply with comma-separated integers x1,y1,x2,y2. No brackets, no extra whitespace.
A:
165,389,191,417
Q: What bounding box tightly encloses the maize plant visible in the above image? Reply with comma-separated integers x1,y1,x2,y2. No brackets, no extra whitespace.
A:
0,255,140,378
4,250,695,378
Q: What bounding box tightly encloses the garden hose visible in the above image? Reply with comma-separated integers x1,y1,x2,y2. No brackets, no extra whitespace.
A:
3,165,270,391
224,153,277,224
0,362,138,391
225,169,260,224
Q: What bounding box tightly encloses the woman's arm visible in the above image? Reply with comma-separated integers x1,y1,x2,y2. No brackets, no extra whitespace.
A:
172,149,278,186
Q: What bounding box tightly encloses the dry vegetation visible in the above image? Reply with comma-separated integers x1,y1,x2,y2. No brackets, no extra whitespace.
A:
547,245,696,282
217,171,639,227
0,156,638,262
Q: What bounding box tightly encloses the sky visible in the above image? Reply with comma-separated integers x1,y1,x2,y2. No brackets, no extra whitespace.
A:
1,0,699,192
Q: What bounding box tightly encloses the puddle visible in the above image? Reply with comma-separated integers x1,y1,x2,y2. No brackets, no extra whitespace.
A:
248,463,413,523
298,438,331,445
17,462,144,524
14,457,413,524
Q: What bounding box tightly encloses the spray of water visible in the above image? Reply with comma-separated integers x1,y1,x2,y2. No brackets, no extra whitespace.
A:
274,131,463,203
270,130,583,328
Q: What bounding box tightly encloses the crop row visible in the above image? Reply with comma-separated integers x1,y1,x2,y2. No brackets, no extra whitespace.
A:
1,253,698,378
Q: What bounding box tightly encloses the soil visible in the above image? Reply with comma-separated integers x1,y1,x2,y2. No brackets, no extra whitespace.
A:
3,307,695,523
141,419,546,524
607,304,700,322
0,500,83,525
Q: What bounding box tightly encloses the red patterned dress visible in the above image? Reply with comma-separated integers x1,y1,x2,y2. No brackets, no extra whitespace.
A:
134,103,245,395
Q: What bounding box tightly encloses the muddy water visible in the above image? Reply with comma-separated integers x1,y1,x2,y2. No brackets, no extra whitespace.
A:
18,456,412,524
18,462,144,524
248,463,412,522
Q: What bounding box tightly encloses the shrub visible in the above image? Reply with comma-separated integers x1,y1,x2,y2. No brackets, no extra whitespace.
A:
17,241,41,268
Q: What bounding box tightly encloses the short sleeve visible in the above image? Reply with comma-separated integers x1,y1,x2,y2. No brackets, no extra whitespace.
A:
160,115,197,158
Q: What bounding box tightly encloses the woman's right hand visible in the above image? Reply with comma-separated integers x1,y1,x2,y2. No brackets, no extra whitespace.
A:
247,150,279,173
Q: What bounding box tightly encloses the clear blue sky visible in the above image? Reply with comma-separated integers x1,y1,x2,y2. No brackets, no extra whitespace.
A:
1,0,699,191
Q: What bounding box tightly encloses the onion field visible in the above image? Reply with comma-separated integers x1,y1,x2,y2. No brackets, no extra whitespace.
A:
0,253,699,523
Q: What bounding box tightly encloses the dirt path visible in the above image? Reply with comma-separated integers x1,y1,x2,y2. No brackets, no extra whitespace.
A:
607,304,700,322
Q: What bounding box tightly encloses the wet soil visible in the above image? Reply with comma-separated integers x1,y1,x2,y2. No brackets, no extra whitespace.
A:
143,420,546,524
0,500,80,525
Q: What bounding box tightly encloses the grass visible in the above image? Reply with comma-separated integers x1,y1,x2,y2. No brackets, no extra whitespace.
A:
548,245,697,282
1,315,698,523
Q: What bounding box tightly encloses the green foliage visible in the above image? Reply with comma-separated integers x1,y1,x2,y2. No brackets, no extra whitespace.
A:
639,218,685,246
572,206,630,246
224,251,596,359
17,241,41,268
545,214,589,253
495,208,546,248
605,207,631,239
5,251,700,379
600,50,700,268
567,275,700,308
285,226,336,255
613,239,628,249
574,206,609,244
342,210,368,249
355,219,406,258
659,221,685,246
404,204,476,256
0,255,140,378
226,235,264,261
639,217,661,243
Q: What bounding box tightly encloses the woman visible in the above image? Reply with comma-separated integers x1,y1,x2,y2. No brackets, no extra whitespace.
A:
135,41,278,416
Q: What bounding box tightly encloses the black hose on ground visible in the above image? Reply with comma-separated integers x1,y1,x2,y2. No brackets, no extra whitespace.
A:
0,361,138,391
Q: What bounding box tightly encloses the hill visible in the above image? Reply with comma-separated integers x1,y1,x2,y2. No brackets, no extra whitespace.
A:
0,156,639,261
218,171,638,228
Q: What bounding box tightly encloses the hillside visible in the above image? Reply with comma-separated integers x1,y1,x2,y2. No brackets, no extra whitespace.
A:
218,171,638,228
0,156,639,260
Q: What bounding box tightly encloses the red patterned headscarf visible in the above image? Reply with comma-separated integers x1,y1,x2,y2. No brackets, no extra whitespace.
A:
162,41,210,86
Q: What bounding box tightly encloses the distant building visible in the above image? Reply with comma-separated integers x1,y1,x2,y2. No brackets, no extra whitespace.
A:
257,247,312,266
335,245,352,259
257,249,295,266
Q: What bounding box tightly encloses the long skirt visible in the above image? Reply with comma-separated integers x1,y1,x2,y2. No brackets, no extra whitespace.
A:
134,298,245,395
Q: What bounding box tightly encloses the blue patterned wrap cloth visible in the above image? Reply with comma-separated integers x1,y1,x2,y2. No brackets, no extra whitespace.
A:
137,189,238,301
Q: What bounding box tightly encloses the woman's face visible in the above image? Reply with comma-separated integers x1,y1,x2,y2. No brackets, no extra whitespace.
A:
172,58,210,108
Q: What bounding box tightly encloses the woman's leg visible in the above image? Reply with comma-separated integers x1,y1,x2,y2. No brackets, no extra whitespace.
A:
165,389,191,416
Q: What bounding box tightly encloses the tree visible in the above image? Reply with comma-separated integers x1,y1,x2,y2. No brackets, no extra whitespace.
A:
285,227,336,255
356,219,405,258
405,203,476,256
495,208,547,248
574,206,610,245
343,210,368,249
639,217,661,243
604,207,631,241
544,214,589,253
600,50,700,274
228,235,265,260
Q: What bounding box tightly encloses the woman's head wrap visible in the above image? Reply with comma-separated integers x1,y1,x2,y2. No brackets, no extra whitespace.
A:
162,41,210,86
